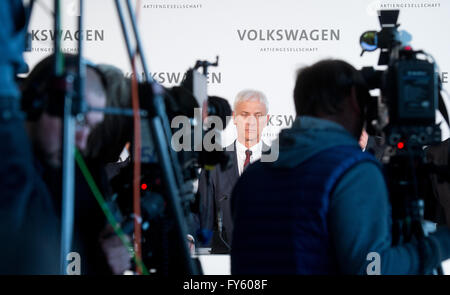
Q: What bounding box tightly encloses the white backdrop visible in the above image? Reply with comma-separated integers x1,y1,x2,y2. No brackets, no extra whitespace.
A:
25,0,450,143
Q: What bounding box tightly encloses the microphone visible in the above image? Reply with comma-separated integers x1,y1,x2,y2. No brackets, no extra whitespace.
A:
217,196,231,251
217,209,223,235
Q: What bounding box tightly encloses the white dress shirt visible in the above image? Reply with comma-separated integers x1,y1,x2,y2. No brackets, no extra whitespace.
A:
236,140,262,176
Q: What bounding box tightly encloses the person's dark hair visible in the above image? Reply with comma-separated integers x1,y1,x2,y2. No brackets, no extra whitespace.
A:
20,54,107,121
293,59,369,117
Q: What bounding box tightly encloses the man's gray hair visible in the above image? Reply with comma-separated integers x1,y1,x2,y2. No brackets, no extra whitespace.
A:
234,89,269,114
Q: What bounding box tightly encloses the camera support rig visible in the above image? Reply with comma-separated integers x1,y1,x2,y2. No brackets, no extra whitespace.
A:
360,9,449,274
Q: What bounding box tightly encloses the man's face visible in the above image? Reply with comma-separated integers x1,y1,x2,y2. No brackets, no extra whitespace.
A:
33,113,62,168
233,100,269,148
74,87,106,152
35,69,106,168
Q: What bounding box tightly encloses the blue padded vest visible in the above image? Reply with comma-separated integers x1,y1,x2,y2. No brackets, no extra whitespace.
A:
231,145,380,274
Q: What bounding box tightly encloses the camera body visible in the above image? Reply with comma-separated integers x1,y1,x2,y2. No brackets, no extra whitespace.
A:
360,10,442,159
359,10,447,254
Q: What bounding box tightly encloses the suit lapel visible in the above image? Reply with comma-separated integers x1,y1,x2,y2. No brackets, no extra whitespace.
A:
230,142,239,180
224,141,239,184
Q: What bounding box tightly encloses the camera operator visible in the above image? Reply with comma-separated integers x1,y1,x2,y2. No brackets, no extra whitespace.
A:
20,54,133,274
83,62,135,275
230,59,450,274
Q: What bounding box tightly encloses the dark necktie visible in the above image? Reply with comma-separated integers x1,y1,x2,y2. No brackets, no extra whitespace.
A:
243,149,252,171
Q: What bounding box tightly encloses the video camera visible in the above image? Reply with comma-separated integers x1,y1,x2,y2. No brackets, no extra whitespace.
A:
359,10,444,157
359,10,449,273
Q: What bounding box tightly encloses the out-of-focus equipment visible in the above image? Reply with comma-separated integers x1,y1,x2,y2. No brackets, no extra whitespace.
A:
23,0,231,275
110,74,232,275
105,0,231,275
359,10,450,274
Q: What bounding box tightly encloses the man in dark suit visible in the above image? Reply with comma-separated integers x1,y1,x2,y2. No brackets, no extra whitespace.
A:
198,89,270,253
426,138,450,227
